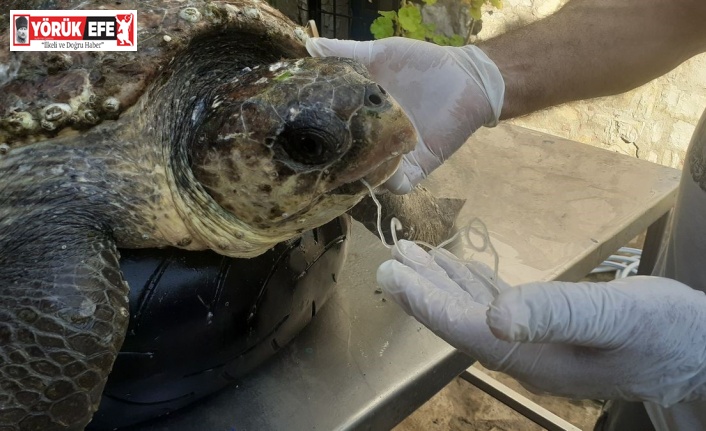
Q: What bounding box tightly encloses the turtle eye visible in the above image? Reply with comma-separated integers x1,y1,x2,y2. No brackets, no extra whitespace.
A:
277,126,338,166
272,106,351,170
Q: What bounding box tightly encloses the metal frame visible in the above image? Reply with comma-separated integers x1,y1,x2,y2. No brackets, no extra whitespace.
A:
460,367,583,431
300,0,401,40
637,210,672,275
302,0,352,39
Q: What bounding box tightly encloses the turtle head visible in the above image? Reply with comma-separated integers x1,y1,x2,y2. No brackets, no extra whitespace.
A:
186,57,416,251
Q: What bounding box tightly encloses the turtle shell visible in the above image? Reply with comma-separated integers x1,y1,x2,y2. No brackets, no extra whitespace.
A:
0,0,309,148
0,3,417,429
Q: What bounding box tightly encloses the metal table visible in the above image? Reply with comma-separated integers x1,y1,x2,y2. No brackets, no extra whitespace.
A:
130,124,681,431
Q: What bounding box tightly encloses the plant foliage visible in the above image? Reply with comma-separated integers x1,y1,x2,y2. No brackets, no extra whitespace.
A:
371,0,503,46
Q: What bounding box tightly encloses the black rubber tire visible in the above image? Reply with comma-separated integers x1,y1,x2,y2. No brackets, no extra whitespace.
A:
88,216,350,430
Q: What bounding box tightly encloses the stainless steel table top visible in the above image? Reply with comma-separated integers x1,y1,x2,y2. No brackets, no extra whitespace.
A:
130,124,681,430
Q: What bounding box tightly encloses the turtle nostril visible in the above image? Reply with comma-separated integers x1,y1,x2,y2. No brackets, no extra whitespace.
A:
377,84,387,95
365,85,386,108
367,93,383,106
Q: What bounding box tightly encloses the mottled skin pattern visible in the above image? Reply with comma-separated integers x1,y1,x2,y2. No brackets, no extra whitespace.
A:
0,215,128,431
0,1,417,429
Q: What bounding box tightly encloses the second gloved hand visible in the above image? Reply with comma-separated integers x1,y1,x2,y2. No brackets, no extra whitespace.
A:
306,37,504,194
377,241,706,406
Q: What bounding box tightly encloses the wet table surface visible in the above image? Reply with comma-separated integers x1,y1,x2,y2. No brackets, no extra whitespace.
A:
130,124,681,430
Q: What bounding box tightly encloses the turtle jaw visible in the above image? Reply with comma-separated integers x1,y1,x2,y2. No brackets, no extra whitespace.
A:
329,155,404,196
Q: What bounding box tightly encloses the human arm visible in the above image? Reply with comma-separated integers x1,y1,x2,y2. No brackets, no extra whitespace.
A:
377,241,706,405
481,0,706,119
307,0,706,191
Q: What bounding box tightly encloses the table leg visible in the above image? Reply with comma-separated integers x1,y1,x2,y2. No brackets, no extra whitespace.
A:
460,367,582,431
637,210,672,276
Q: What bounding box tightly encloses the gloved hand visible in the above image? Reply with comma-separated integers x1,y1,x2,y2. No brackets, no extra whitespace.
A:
306,37,504,194
377,240,706,406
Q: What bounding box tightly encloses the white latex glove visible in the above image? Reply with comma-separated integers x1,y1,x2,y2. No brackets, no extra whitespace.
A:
377,240,706,406
306,37,504,194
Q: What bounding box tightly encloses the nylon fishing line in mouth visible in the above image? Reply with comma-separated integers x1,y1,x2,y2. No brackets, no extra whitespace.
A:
361,179,501,297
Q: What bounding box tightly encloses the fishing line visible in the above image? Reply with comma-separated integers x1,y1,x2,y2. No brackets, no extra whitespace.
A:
361,180,501,294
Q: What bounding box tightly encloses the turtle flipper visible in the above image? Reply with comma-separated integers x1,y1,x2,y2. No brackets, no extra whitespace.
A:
0,220,129,430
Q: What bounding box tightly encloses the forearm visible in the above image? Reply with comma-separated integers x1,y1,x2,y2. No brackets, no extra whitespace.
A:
478,0,706,119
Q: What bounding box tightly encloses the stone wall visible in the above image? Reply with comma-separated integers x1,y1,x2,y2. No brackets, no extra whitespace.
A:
423,0,706,169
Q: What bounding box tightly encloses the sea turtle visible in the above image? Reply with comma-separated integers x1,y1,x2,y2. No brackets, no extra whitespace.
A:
0,1,417,429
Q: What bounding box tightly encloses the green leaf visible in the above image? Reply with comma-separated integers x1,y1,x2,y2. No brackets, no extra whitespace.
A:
405,27,426,40
378,10,397,20
432,34,449,45
372,0,498,44
469,6,482,21
448,34,465,46
422,25,438,41
398,4,422,32
370,16,395,39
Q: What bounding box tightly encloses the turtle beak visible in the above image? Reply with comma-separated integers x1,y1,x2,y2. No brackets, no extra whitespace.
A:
329,155,404,196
